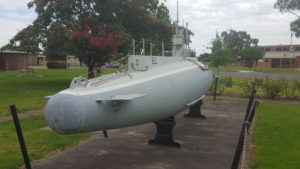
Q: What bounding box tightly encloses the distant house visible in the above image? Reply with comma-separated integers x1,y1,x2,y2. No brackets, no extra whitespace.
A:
0,50,38,71
66,55,82,68
238,44,300,68
37,55,46,65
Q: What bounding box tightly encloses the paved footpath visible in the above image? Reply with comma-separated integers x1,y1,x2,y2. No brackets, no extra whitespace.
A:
32,100,246,169
0,109,43,122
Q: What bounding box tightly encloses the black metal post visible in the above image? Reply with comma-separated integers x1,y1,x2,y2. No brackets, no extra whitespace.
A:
249,101,259,122
213,76,219,101
103,130,108,138
231,87,260,169
244,89,256,121
231,124,246,169
10,105,32,169
246,101,260,130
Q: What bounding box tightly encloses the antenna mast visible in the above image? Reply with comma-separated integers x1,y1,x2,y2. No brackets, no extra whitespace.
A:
186,22,189,46
177,0,179,23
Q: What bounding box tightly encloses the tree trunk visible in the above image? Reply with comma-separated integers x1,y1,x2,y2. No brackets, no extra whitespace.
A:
88,65,95,79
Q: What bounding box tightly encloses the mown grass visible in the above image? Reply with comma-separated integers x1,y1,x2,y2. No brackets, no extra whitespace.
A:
0,114,90,169
0,69,115,116
211,66,300,75
250,102,300,169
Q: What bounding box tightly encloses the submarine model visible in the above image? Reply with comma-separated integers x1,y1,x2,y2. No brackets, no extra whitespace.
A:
44,19,213,135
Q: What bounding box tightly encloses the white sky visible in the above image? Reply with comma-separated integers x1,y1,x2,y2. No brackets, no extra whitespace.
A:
0,0,300,55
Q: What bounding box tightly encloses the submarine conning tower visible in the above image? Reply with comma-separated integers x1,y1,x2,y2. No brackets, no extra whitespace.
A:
172,21,192,58
127,17,199,72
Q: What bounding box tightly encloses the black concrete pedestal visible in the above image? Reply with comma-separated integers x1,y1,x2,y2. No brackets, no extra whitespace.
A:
148,116,181,148
184,100,206,119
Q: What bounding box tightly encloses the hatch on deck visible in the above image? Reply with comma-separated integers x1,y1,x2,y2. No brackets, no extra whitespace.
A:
128,55,183,71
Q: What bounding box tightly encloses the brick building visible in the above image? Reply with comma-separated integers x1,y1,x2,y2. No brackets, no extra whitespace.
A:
0,50,38,71
239,44,300,68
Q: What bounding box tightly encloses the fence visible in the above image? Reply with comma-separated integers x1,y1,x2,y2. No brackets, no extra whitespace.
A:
231,87,260,169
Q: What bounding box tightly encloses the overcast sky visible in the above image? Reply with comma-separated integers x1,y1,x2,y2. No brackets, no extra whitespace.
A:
0,0,300,55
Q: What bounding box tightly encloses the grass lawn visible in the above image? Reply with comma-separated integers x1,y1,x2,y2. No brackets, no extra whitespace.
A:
0,114,90,169
0,69,116,168
250,102,300,169
0,69,115,116
211,66,300,75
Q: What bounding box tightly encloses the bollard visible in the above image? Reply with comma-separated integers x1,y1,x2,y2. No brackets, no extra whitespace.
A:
10,105,32,169
213,76,219,101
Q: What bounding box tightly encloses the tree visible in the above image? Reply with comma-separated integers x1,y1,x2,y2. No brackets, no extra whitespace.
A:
71,25,124,78
210,32,231,72
27,0,172,43
211,32,223,54
1,25,41,54
199,53,211,62
153,2,171,23
206,30,259,70
221,29,259,59
239,47,264,68
274,0,300,37
211,49,231,69
45,23,70,60
190,50,197,57
23,0,172,76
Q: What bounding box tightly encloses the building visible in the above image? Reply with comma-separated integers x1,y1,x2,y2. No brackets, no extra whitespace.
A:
239,44,300,68
0,50,38,71
66,55,81,68
37,55,46,65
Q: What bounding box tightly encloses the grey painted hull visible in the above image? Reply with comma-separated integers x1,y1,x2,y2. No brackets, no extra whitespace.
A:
45,60,213,134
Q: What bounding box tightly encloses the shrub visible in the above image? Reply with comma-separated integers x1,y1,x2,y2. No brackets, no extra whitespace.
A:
262,78,284,99
47,60,67,69
293,79,300,93
208,76,233,95
239,78,263,95
282,79,300,99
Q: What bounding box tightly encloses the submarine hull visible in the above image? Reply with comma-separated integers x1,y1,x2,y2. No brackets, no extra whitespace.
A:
45,57,213,134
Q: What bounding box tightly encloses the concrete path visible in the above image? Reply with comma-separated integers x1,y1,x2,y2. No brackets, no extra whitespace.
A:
32,100,246,169
0,109,43,122
215,71,300,79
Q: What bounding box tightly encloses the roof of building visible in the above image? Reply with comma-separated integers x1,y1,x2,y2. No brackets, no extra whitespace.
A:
264,51,300,59
259,44,300,48
0,50,26,54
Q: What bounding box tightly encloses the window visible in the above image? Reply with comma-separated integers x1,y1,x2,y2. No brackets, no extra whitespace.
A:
258,59,264,63
282,59,291,68
264,48,271,52
283,47,289,51
276,47,283,51
295,47,300,51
